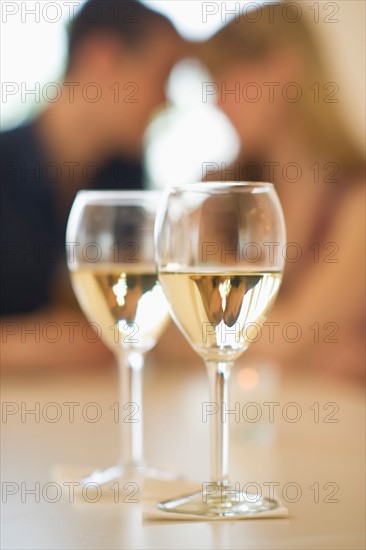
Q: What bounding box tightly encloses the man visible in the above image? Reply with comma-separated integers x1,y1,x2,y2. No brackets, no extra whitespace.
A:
1,0,185,369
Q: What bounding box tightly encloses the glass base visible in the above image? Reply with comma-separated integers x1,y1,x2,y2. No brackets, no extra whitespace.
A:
158,482,278,517
79,462,179,486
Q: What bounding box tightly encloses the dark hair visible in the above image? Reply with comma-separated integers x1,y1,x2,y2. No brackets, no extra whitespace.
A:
67,0,174,69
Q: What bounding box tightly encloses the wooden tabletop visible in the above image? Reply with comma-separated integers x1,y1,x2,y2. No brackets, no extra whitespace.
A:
1,359,365,549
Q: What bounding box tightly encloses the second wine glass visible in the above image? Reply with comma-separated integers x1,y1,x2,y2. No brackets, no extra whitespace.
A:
67,190,172,485
155,182,286,517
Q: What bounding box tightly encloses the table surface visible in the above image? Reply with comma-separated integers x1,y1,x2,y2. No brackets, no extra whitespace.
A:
1,359,365,550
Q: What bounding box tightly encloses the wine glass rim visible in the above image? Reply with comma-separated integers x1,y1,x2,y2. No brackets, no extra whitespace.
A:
169,181,274,191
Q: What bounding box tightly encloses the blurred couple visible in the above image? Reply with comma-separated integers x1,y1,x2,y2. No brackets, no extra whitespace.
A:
1,0,364,379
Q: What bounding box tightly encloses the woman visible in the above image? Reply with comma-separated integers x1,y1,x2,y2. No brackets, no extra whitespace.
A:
193,2,365,379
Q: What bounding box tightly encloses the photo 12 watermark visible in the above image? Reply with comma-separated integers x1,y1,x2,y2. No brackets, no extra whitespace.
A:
1,81,140,105
200,240,339,264
1,480,139,504
202,81,340,105
201,480,340,504
1,319,142,345
202,161,341,184
201,320,340,346
1,240,142,264
201,400,340,424
1,1,141,25
1,400,141,424
201,2,340,25
1,159,141,186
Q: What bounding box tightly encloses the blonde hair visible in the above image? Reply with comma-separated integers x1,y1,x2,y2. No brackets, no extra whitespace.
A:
199,2,364,176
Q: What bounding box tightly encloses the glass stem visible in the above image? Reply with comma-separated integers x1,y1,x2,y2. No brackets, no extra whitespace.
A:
205,360,234,485
117,352,145,470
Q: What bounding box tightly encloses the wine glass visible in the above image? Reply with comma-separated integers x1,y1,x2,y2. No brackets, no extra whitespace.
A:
66,190,172,485
155,182,286,517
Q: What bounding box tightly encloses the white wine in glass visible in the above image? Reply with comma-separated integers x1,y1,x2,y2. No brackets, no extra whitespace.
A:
71,266,168,354
155,182,286,517
67,191,171,485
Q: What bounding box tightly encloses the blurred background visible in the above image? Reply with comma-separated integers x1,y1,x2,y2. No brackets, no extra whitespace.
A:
1,0,365,378
2,0,365,187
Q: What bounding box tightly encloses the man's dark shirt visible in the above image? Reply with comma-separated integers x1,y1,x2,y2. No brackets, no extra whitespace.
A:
0,122,144,315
